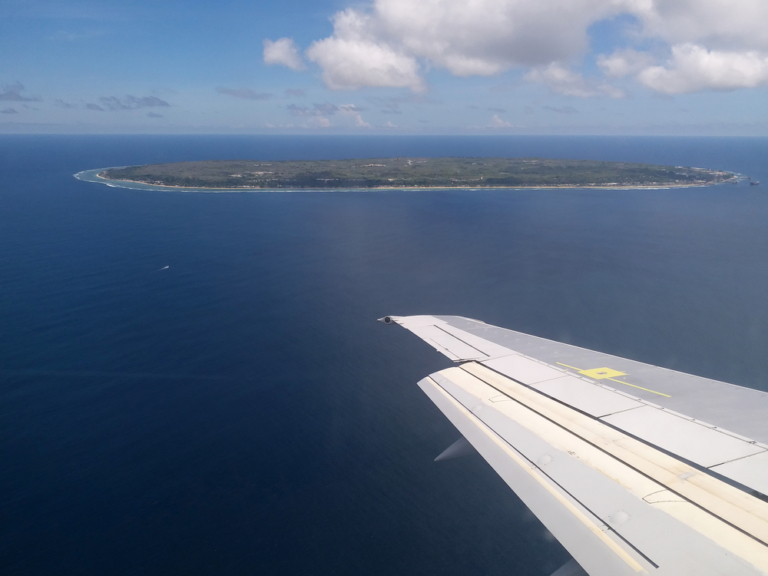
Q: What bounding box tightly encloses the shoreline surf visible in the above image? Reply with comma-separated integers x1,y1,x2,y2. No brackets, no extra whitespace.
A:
76,167,739,193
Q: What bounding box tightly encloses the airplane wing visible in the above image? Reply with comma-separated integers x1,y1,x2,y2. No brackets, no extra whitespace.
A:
381,315,768,576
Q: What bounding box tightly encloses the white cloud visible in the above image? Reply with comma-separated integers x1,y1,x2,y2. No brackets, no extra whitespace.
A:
615,0,768,93
305,0,618,91
263,38,305,71
488,114,513,128
637,44,768,94
374,0,616,74
337,104,364,114
598,49,656,78
306,9,424,91
338,102,372,127
290,0,768,95
526,63,625,98
624,0,768,52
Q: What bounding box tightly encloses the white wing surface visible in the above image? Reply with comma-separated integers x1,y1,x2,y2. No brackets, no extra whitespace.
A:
382,315,768,576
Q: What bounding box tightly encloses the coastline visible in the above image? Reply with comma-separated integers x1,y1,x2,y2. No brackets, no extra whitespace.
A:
85,168,737,192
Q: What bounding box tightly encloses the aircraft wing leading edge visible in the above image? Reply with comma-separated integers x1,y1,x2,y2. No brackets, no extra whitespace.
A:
382,315,768,576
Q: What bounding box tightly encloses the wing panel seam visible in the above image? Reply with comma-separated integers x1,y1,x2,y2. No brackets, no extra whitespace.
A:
460,363,768,550
433,325,490,358
427,377,653,572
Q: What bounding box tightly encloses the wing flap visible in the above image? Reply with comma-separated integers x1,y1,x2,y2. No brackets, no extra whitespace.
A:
461,362,768,540
423,364,768,575
419,377,646,576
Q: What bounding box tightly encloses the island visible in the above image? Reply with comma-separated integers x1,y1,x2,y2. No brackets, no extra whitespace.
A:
100,158,735,190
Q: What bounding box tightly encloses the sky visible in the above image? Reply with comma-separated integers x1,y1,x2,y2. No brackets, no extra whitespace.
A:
2,0,768,135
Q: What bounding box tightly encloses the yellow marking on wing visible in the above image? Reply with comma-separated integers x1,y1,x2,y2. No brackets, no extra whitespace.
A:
557,362,583,371
556,362,671,398
580,367,626,379
606,377,671,398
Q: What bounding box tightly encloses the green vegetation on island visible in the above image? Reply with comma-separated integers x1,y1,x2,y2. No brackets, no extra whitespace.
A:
101,158,734,190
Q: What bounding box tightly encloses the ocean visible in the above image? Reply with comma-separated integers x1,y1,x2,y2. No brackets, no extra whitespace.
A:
1,135,767,575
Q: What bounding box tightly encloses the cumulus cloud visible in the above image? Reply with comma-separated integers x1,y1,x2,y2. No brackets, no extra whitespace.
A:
375,0,613,73
216,87,272,100
354,115,371,128
337,103,367,113
626,0,768,51
278,0,768,95
615,0,768,93
306,9,425,91
302,0,618,92
598,49,656,78
263,38,305,70
526,63,625,98
637,44,768,93
488,114,513,128
0,82,40,102
338,103,372,128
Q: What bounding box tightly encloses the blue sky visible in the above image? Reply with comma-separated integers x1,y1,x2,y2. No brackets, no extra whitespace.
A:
2,0,767,135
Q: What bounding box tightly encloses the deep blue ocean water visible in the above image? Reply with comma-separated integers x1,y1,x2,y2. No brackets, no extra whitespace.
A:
1,135,767,575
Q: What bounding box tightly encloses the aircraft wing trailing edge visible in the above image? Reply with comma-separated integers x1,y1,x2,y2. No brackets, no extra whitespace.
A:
380,315,768,576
